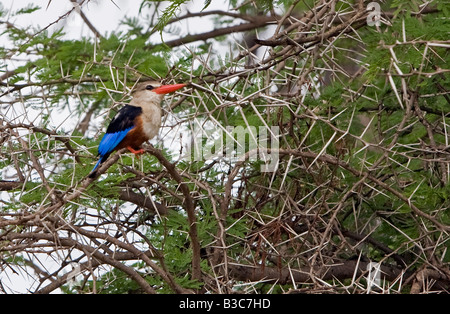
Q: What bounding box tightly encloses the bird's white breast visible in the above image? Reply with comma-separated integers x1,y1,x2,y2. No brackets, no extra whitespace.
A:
129,93,162,140
141,104,162,139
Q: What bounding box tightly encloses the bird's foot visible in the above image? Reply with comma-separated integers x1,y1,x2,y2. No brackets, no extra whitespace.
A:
127,146,145,157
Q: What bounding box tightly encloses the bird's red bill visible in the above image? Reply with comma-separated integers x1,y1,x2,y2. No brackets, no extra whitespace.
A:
153,83,186,94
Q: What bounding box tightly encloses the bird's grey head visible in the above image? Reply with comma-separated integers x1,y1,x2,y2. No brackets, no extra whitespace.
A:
129,80,186,107
132,81,162,94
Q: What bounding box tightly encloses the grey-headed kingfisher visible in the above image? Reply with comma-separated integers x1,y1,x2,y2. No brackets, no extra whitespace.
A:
89,81,186,178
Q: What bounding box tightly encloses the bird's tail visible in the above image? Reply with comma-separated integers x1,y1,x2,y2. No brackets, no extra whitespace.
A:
88,157,104,178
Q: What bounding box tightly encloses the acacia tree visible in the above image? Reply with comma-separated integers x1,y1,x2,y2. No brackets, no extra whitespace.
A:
0,0,449,294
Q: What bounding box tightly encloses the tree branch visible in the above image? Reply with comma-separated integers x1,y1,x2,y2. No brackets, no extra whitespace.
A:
144,145,202,283
70,0,104,39
228,260,412,285
150,16,280,48
3,231,156,294
117,188,168,216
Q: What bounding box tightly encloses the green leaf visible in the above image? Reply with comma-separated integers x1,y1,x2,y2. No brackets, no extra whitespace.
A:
14,4,40,15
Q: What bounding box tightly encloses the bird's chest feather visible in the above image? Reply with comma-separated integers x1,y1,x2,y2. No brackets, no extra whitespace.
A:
139,104,162,139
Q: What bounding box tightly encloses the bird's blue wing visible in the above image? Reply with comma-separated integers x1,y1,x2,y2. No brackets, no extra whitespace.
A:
90,127,133,174
98,128,133,156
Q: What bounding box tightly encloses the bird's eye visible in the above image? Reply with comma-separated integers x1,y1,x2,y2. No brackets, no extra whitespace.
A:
146,85,154,90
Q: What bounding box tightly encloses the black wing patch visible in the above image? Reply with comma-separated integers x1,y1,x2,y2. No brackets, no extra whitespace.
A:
106,105,143,134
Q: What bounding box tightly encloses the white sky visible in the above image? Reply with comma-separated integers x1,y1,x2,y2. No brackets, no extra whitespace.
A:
3,0,223,40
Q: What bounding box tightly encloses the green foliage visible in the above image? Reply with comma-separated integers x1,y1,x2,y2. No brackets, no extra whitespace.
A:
13,4,40,15
150,0,191,35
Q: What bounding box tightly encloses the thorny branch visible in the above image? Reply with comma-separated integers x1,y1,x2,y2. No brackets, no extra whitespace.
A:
1,0,449,294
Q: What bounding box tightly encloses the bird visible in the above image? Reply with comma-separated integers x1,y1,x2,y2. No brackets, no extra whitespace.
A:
89,81,186,178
